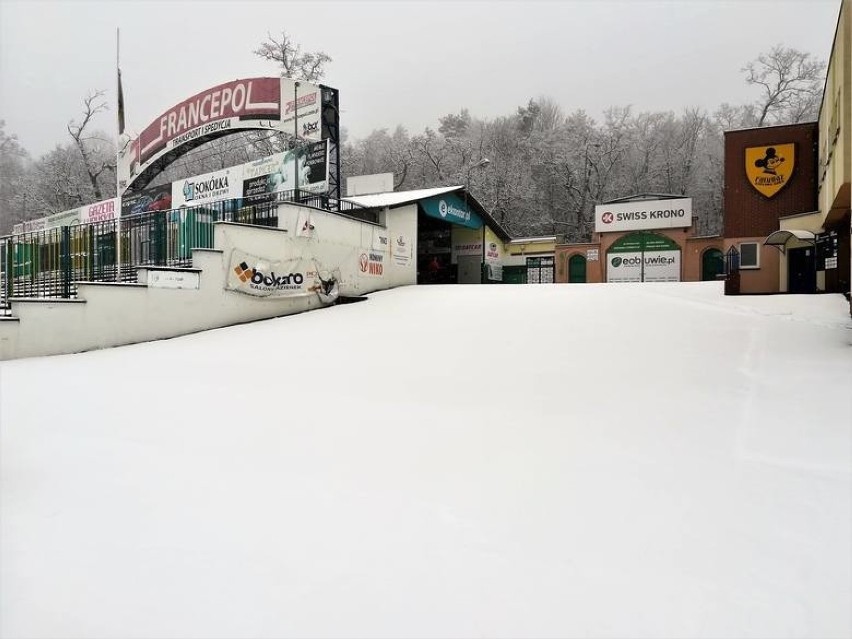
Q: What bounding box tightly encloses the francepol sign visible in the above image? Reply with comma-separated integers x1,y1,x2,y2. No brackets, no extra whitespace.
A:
595,198,692,233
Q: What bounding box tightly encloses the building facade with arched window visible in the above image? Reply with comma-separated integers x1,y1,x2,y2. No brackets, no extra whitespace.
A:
554,194,723,284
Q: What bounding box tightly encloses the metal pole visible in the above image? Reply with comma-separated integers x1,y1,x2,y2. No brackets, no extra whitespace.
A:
115,28,122,282
293,80,300,197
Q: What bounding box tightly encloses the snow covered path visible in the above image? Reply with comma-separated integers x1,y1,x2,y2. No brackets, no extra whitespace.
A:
1,283,850,638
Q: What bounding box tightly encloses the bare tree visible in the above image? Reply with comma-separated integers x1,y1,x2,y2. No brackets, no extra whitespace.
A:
67,91,115,200
254,31,332,81
744,45,826,126
0,121,30,233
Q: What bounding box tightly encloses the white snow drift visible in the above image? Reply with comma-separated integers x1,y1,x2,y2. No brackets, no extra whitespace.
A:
1,282,850,638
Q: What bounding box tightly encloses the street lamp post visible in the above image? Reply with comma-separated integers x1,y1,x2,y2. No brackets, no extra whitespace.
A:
460,157,491,283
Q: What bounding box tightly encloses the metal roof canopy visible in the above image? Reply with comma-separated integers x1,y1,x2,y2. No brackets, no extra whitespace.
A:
600,193,687,205
345,185,512,243
764,229,816,254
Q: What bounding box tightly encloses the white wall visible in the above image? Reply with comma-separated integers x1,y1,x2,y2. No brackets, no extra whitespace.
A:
345,173,394,196
0,203,418,360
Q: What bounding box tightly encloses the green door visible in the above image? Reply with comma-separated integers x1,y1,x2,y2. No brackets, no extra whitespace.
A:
568,254,586,283
701,248,724,281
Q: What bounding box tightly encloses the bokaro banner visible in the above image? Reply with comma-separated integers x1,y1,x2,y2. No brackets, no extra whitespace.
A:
226,249,320,298
118,77,323,193
595,198,692,233
606,250,681,283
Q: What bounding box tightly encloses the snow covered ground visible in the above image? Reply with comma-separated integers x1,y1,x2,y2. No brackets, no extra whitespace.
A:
1,282,851,639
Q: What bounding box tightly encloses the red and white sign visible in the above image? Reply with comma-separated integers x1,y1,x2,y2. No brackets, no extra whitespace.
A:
80,198,119,223
595,198,692,233
138,78,281,165
359,252,384,277
118,77,323,194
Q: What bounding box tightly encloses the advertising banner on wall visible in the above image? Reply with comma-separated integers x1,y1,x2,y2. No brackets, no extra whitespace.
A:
121,183,174,217
594,198,692,233
226,249,320,298
242,140,329,201
358,251,385,277
118,76,323,194
80,198,120,224
484,227,505,282
606,250,681,283
172,166,242,209
392,234,412,266
421,193,483,230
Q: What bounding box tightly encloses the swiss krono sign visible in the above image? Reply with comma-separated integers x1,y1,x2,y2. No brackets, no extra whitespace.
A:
118,77,323,194
595,198,692,233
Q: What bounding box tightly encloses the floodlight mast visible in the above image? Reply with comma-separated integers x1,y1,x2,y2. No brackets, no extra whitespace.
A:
294,81,300,195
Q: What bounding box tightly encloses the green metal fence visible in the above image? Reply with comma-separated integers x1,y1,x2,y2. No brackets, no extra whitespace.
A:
1,192,369,313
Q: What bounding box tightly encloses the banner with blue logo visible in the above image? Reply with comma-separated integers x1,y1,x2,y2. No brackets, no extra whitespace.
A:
420,193,483,229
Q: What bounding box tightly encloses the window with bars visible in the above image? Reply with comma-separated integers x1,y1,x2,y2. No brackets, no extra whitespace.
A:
526,256,554,283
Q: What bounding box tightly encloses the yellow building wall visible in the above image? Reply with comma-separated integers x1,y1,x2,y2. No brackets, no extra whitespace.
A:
819,0,851,222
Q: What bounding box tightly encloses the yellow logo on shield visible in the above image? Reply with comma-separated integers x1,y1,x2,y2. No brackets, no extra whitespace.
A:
745,143,795,198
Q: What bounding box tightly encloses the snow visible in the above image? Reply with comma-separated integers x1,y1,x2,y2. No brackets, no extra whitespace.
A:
343,185,462,208
1,282,851,639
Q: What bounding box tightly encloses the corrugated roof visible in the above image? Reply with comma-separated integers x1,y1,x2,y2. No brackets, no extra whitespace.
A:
343,186,463,209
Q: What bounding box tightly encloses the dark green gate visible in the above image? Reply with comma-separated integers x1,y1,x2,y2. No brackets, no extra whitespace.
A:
568,254,587,283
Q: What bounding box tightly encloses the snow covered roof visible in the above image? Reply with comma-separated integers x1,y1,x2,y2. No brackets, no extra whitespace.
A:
343,186,463,209
344,186,512,243
508,236,557,244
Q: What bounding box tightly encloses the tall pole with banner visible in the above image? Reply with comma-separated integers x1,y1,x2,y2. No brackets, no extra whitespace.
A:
115,28,123,282
293,81,300,196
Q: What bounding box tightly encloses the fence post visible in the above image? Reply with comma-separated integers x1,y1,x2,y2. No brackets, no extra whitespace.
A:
5,238,13,301
61,225,71,298
88,224,95,282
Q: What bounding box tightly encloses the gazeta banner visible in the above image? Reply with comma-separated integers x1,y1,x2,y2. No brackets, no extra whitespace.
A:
420,193,483,230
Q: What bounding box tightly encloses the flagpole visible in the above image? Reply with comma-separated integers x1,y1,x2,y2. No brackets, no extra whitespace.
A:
115,27,122,282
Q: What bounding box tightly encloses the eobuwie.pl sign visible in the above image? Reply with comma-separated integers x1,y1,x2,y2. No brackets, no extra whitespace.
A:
595,198,692,233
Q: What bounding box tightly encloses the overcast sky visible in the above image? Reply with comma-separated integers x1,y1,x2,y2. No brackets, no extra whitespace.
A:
0,0,842,156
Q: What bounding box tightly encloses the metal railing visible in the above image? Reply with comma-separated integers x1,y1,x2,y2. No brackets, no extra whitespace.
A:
271,189,379,224
1,193,372,311
0,200,280,308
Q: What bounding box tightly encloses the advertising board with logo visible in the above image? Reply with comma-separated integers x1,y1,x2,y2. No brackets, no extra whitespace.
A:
484,228,505,282
121,183,174,217
80,198,120,224
242,140,329,201
172,166,242,209
606,231,681,282
420,193,483,230
118,76,323,194
607,251,681,283
392,234,412,266
226,249,320,298
745,143,795,198
595,198,692,233
358,251,385,277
